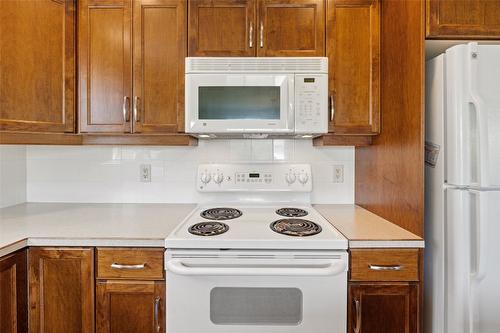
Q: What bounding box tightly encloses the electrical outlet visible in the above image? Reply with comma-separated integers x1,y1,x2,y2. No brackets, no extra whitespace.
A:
140,164,151,183
332,165,344,183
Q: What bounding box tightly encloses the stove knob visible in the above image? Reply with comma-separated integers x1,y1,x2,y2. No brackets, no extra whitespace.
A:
298,172,309,184
200,172,212,184
214,173,224,184
285,173,296,184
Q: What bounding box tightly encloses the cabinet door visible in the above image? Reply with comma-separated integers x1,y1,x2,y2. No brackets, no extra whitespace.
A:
96,280,165,333
133,0,186,133
79,0,133,133
28,248,94,333
348,283,419,333
257,0,325,56
427,0,500,38
326,0,380,135
0,0,75,133
0,250,27,333
188,0,256,56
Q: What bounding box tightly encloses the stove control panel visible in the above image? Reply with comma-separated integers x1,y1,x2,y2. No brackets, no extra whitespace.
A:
197,164,312,192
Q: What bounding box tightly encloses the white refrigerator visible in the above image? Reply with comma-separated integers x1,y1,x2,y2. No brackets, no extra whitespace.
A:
425,42,500,333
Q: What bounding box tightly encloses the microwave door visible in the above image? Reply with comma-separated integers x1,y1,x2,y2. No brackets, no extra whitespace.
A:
185,74,294,134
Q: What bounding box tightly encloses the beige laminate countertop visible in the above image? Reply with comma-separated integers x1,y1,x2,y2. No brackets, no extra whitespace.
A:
0,203,423,258
0,203,196,257
314,204,424,248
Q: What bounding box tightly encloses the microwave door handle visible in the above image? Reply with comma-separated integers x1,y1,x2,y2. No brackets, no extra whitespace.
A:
166,259,346,276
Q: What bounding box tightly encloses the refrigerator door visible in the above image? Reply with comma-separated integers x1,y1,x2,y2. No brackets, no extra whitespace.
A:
469,190,500,333
446,43,500,188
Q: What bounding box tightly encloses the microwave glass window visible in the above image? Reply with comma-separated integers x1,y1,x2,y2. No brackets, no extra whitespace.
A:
198,87,280,120
210,287,303,325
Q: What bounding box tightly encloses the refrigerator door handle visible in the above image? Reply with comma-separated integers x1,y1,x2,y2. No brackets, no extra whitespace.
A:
470,191,487,281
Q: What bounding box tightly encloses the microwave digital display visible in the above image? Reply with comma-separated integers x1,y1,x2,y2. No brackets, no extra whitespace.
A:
249,173,260,178
198,87,280,120
304,78,315,83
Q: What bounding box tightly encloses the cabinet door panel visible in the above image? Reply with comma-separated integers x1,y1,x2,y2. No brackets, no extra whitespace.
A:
348,283,419,333
188,0,256,56
427,0,500,38
258,0,325,56
79,0,132,133
0,250,27,333
327,0,379,134
0,0,75,133
28,248,94,333
133,0,186,133
96,280,165,333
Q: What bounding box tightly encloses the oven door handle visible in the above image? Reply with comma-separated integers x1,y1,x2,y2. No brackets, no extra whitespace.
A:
166,259,347,276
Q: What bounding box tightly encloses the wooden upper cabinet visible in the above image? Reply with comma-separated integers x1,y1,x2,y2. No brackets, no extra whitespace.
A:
133,0,187,133
96,281,165,333
257,0,325,56
348,283,419,333
28,248,94,333
188,0,256,56
0,0,76,133
427,0,500,38
0,250,28,333
326,0,380,135
79,0,133,133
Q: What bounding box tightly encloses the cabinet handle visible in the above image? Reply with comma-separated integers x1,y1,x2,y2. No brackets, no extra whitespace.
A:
110,263,146,270
353,298,361,333
330,94,335,122
368,264,403,271
122,96,130,122
249,22,253,48
259,21,264,48
154,296,161,332
133,96,140,122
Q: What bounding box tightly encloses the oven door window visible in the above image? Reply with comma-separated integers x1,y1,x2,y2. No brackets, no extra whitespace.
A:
198,87,280,120
210,287,303,325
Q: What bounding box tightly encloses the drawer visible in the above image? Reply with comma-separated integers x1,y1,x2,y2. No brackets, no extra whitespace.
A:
96,248,164,280
350,249,419,282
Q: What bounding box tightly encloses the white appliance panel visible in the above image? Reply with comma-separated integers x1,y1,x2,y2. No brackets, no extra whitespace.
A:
445,44,500,188
166,250,348,333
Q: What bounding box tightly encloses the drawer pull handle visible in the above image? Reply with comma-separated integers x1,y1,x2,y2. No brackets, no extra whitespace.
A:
111,263,146,270
368,264,402,271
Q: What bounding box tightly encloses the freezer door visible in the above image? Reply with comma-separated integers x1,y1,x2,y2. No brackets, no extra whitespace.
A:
445,43,500,188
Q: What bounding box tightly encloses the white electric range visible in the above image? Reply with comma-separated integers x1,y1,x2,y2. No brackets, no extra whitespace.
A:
165,164,348,333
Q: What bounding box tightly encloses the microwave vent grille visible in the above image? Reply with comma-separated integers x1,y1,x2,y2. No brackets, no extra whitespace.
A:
186,57,328,73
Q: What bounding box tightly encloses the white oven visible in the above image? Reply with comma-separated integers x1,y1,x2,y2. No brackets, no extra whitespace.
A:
165,249,348,333
185,57,328,138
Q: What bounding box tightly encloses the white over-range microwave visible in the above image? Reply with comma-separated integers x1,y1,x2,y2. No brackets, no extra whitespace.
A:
185,57,329,139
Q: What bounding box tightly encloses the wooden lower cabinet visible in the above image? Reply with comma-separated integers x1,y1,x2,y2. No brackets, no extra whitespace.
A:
28,247,94,333
0,249,28,333
348,283,419,333
96,280,165,333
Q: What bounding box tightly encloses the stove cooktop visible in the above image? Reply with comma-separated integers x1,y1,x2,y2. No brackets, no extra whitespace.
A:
166,204,347,250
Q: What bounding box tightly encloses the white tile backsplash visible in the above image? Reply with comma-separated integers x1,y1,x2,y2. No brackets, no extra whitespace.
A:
0,145,27,208
25,140,354,204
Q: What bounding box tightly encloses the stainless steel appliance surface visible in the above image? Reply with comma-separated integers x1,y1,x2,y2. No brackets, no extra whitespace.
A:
165,163,348,333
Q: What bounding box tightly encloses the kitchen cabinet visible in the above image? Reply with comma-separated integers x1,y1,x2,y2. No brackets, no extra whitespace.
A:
0,0,76,133
347,249,422,333
0,250,28,333
188,0,324,57
188,0,256,56
95,248,166,333
79,0,186,134
427,0,500,39
325,0,380,135
96,281,165,333
348,283,419,333
28,248,94,333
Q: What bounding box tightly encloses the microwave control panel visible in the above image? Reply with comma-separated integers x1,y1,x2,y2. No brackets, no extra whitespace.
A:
294,74,328,134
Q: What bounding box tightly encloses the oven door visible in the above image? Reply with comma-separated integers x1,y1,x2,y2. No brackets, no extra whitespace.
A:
185,74,294,135
166,251,347,333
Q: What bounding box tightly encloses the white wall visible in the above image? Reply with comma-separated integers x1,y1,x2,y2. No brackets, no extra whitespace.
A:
0,145,27,208
26,140,354,204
